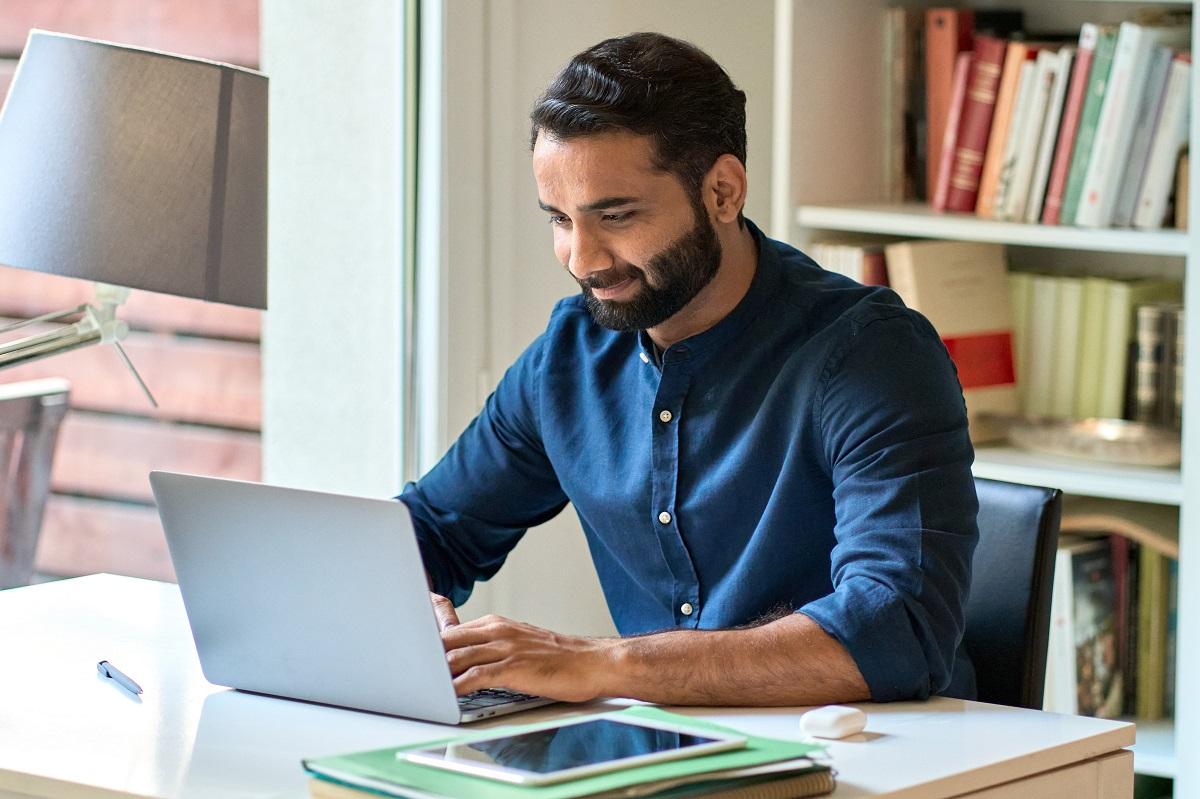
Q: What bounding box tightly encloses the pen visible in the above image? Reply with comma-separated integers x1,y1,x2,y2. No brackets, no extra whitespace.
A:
97,660,143,696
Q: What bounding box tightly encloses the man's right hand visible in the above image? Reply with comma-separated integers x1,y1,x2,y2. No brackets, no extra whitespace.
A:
431,592,460,631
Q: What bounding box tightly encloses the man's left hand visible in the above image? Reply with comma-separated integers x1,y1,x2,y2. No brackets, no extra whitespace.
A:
441,614,616,702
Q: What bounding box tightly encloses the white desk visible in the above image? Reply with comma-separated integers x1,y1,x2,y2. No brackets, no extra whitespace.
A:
0,574,1135,799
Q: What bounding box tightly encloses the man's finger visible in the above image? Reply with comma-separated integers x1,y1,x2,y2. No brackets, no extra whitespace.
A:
430,593,460,631
445,641,508,676
440,618,509,650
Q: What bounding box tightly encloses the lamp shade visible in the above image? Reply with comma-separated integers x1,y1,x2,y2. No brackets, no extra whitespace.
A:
0,30,267,309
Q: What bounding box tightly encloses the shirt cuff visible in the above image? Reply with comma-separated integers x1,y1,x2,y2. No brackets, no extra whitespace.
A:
798,577,936,702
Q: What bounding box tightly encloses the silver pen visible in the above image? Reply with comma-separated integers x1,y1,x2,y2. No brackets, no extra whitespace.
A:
97,660,143,695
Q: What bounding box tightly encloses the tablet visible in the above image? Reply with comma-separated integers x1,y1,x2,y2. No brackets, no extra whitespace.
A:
401,713,747,785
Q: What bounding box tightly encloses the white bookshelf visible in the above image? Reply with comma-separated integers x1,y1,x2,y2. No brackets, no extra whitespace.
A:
774,0,1195,790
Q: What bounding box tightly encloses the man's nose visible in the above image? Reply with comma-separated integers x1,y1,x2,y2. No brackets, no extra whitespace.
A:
567,227,613,280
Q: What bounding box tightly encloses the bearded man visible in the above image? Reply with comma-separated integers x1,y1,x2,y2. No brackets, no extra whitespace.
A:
399,31,979,706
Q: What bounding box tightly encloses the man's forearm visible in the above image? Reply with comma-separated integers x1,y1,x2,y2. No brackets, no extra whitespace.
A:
600,612,870,706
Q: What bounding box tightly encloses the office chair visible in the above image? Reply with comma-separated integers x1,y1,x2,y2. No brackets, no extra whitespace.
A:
963,477,1062,709
0,379,70,589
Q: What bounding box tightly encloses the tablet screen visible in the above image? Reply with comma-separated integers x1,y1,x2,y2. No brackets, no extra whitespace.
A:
414,718,726,775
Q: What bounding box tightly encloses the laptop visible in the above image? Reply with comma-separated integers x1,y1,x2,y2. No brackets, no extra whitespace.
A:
149,471,556,724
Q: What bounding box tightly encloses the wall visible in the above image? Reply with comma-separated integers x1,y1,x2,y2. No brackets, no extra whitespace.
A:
442,1,777,634
260,0,407,497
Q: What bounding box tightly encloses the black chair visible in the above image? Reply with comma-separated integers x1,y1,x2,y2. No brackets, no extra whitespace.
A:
963,477,1062,709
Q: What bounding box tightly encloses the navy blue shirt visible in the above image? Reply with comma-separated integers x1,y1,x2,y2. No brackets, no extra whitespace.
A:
400,221,979,702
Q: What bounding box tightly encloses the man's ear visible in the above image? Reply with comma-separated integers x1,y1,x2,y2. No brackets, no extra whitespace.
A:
703,154,748,224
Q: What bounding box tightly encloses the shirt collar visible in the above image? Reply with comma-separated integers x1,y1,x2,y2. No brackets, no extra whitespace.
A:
637,218,782,366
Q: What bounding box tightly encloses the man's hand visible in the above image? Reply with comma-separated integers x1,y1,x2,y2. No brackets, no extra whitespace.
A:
441,614,615,702
430,592,460,631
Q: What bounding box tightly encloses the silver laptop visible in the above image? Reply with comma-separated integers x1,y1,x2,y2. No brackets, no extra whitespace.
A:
149,471,555,724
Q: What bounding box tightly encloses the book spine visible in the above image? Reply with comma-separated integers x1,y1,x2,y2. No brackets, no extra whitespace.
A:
1026,47,1075,224
933,52,973,210
1174,307,1184,428
1003,50,1058,222
992,60,1037,220
944,36,1008,212
1176,151,1190,230
1134,55,1191,229
1111,46,1174,227
861,249,889,287
1132,303,1166,423
977,42,1028,218
1157,304,1181,428
1050,277,1084,418
926,9,975,199
1061,27,1119,225
1074,276,1110,419
1043,27,1098,225
1164,558,1178,717
884,7,909,203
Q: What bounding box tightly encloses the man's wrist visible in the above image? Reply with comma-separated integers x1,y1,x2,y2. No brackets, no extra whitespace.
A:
587,636,632,699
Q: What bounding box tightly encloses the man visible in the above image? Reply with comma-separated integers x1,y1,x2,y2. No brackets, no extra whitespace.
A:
400,32,978,706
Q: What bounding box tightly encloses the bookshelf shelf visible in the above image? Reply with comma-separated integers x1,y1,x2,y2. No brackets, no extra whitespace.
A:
795,203,1190,255
971,446,1182,505
1129,718,1176,779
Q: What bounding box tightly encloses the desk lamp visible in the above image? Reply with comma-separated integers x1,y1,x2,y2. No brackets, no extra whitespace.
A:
0,30,267,403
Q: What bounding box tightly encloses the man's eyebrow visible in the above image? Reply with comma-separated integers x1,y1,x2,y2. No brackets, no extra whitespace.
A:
537,196,640,214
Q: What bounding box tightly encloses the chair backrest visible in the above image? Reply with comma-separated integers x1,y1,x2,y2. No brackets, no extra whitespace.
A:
963,477,1062,709
0,378,69,589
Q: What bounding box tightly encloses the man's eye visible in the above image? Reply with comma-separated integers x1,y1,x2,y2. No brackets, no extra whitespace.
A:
548,214,570,227
602,211,634,224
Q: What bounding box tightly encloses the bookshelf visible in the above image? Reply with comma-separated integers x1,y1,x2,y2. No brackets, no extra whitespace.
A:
774,0,1196,791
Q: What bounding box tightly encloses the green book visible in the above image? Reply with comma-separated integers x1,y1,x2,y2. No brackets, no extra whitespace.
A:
1136,548,1169,719
1025,274,1060,418
1050,277,1085,418
1061,26,1119,226
1074,276,1110,419
1009,272,1033,413
302,707,829,799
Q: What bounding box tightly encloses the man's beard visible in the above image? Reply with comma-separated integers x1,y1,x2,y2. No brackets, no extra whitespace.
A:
577,204,722,332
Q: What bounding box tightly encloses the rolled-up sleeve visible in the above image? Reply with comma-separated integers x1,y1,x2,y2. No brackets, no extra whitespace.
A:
398,331,568,607
799,310,978,701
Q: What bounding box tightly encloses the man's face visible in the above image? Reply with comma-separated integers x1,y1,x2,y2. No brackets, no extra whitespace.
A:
532,131,722,331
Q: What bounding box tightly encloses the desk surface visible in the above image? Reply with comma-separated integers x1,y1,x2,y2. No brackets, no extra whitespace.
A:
0,574,1134,799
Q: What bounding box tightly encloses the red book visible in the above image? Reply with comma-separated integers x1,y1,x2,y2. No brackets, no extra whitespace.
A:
926,8,975,199
1042,27,1098,225
944,36,1008,212
934,52,973,210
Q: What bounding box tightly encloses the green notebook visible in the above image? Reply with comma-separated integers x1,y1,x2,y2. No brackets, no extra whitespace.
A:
1061,26,1119,225
302,706,828,799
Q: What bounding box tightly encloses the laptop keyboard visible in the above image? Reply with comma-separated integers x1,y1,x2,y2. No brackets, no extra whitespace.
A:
457,688,540,710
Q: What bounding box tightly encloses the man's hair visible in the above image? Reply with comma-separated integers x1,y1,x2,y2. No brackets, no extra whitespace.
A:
530,32,747,222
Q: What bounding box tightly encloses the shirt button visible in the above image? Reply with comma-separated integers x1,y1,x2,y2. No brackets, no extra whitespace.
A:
639,352,650,363
680,602,694,616
659,409,673,423
658,511,672,525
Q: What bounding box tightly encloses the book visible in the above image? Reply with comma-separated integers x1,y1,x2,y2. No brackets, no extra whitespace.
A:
1002,48,1060,222
884,241,1016,441
1060,26,1120,226
1097,279,1182,419
302,707,831,799
978,41,1033,219
1075,22,1190,228
1176,150,1189,230
1134,54,1192,230
1008,271,1033,413
926,8,975,199
309,765,837,799
1172,308,1184,428
991,59,1038,218
1131,303,1167,423
933,51,972,211
1044,536,1102,714
884,7,925,202
812,240,888,286
1164,557,1178,717
1111,46,1174,228
1136,546,1169,719
1026,47,1075,224
1157,304,1183,428
1050,277,1084,418
1073,276,1109,420
944,36,1008,212
1043,25,1101,225
1071,537,1123,718
1025,273,1060,418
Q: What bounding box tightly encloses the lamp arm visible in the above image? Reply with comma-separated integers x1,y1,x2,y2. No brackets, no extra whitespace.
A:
0,283,158,407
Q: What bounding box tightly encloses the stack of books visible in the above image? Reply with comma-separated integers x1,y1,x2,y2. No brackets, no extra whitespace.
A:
888,8,1192,230
1045,499,1180,720
302,708,835,799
